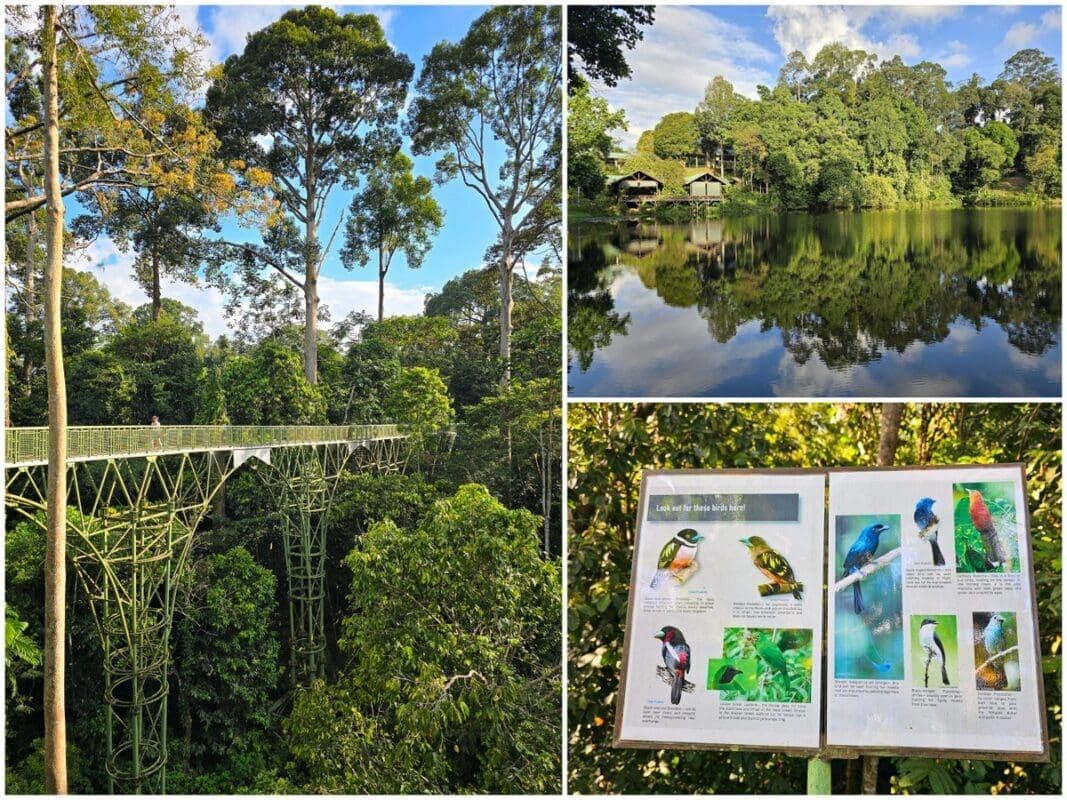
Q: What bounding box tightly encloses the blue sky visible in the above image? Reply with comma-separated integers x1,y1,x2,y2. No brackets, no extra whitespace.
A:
69,4,522,338
598,4,1063,150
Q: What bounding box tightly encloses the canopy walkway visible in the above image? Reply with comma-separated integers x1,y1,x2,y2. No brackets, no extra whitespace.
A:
5,423,405,467
4,423,444,794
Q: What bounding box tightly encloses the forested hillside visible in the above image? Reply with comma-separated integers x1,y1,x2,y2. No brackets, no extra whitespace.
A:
570,45,1062,210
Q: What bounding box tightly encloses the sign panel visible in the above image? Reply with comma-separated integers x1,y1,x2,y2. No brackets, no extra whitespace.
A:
614,470,825,752
825,465,1047,758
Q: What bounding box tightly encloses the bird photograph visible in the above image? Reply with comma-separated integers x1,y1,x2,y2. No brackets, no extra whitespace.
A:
953,483,1018,573
913,497,946,566
838,520,892,614
649,528,705,589
721,627,812,703
739,535,803,599
912,616,954,688
653,625,692,704
833,515,904,681
708,658,758,692
973,611,1020,692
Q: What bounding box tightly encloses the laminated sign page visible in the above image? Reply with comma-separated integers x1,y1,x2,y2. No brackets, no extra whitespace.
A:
614,470,824,752
826,466,1047,758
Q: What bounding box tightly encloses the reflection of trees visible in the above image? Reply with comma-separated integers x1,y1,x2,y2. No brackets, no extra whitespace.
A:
568,231,631,371
570,209,1060,370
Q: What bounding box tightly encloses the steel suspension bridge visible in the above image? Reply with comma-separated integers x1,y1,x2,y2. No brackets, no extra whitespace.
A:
4,424,440,793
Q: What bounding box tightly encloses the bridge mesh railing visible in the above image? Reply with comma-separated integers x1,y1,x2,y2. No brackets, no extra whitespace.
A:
5,425,404,468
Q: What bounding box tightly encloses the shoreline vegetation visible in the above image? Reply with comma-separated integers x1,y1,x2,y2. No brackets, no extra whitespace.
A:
569,45,1062,223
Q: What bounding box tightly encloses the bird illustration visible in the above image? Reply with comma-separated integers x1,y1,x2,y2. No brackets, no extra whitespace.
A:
919,618,950,687
712,664,744,688
654,626,691,705
840,522,890,614
740,536,802,599
968,490,1007,569
983,613,1006,657
914,498,945,566
650,528,705,588
748,630,792,692
964,543,995,572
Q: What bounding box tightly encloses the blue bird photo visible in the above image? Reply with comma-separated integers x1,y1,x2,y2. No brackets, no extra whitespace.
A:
913,497,945,566
983,613,1005,655
840,522,889,614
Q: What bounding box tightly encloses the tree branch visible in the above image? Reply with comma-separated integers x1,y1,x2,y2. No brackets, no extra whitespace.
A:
833,547,902,593
975,645,1019,674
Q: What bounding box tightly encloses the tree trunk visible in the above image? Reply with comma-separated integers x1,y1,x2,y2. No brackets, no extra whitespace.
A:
41,5,69,792
499,250,514,386
378,246,385,323
22,208,37,394
878,403,905,467
303,151,319,385
151,244,161,320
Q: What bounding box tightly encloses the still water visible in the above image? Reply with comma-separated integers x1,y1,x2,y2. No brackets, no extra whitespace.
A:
568,208,1061,397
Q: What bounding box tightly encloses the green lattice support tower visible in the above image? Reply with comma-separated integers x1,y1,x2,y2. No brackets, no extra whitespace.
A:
6,451,234,792
252,436,411,683
4,424,414,793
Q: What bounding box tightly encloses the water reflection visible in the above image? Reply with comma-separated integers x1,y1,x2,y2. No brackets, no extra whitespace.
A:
568,209,1061,397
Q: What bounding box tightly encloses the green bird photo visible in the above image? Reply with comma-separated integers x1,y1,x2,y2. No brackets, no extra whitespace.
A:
721,627,812,703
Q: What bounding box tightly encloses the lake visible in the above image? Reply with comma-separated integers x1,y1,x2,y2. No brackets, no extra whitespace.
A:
568,208,1061,397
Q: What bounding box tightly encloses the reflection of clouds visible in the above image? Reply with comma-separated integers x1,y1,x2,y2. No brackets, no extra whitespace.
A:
572,251,1061,398
570,274,779,396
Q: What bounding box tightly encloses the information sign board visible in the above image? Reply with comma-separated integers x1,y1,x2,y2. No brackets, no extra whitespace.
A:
614,466,1048,761
614,470,825,752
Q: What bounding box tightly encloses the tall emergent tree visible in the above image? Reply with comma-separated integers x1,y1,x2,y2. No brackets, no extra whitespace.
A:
7,6,210,788
341,152,443,322
408,6,561,384
39,6,67,791
206,7,413,383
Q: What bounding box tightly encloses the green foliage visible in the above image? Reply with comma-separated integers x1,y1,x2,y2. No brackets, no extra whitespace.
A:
569,403,1061,794
956,127,1008,194
695,76,737,158
206,6,414,372
406,6,561,365
567,5,654,90
106,310,206,423
381,366,454,447
220,339,327,424
362,315,458,379
65,350,135,424
859,174,900,209
981,121,1020,167
567,82,627,197
1024,144,1061,197
625,46,1061,211
652,111,698,160
286,485,561,793
176,547,280,764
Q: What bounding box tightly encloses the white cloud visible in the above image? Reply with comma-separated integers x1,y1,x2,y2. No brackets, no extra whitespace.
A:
767,5,931,63
1041,8,1062,32
596,6,775,149
934,40,972,70
768,6,877,61
201,5,292,66
1001,21,1041,50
